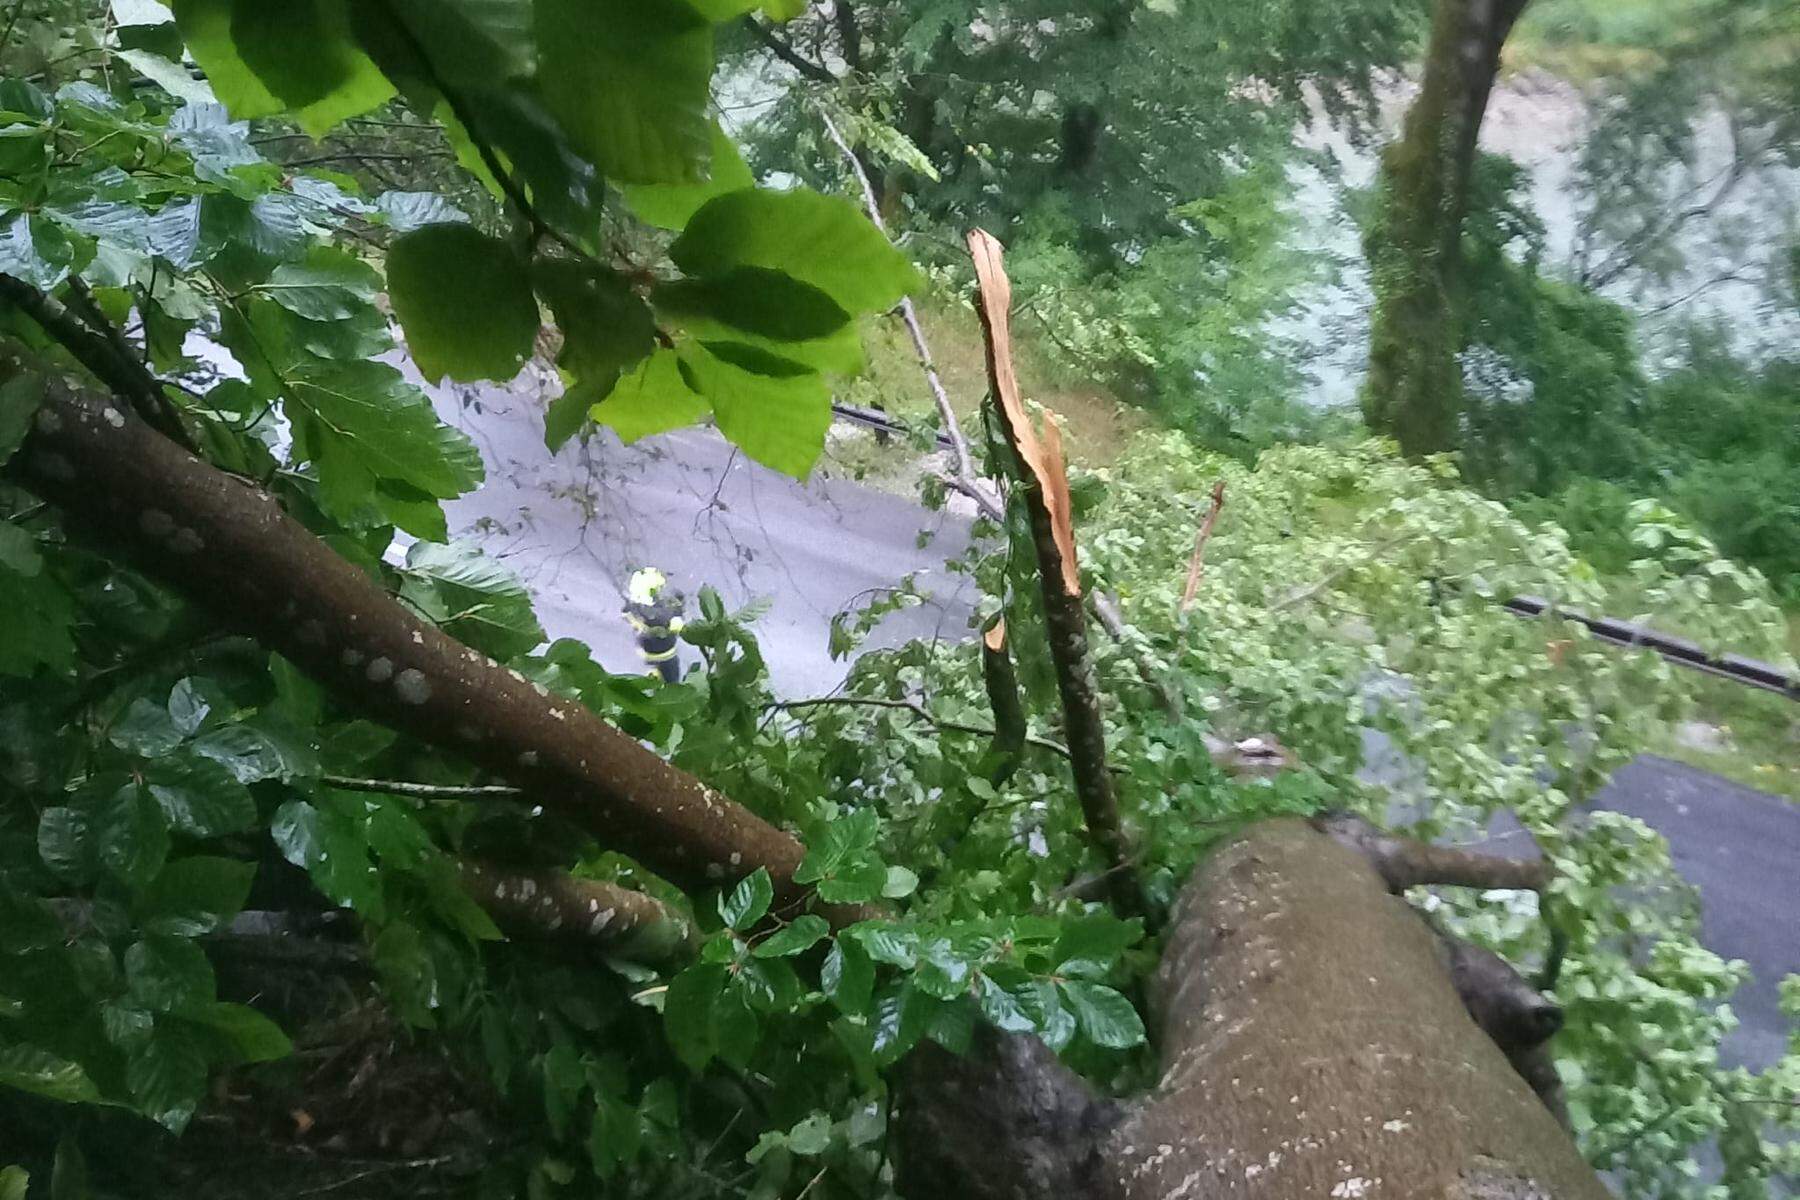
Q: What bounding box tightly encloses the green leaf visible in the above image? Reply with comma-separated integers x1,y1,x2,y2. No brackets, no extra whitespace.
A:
139,856,255,936
655,266,852,344
719,867,772,931
1053,913,1141,979
374,191,468,233
753,914,828,958
125,936,217,1012
0,374,44,468
711,988,758,1069
387,224,539,383
0,1165,27,1200
99,785,171,888
166,678,211,737
117,48,216,103
532,260,656,450
370,922,438,1027
190,724,289,783
110,697,184,758
255,245,380,321
144,755,257,838
663,962,724,1071
124,1020,207,1131
282,356,484,503
591,347,710,443
785,1112,832,1156
38,807,96,883
0,1044,101,1104
0,567,75,677
881,865,919,899
795,809,879,884
975,976,1037,1034
270,799,381,915
1059,981,1144,1050
0,528,41,579
398,540,545,659
679,342,830,477
671,188,922,314
820,937,873,1014
51,1136,86,1200
536,0,714,185
816,859,888,904
622,124,753,229
172,0,395,137
186,1001,291,1062
0,215,77,291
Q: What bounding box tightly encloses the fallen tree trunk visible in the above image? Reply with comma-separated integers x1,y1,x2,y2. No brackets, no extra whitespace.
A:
3,366,864,921
897,818,1606,1199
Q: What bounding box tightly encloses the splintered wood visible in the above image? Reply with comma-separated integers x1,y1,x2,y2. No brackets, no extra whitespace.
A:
967,228,1081,597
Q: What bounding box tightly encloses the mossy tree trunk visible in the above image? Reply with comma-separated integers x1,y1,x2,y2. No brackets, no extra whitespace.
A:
1362,0,1531,458
896,819,1607,1200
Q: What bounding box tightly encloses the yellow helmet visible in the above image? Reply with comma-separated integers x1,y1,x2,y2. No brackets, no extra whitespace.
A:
627,567,667,605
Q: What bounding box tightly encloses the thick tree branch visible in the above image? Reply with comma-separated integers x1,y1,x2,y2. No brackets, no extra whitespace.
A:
0,271,193,447
5,367,873,926
968,229,1133,906
1313,810,1550,893
458,860,696,961
744,16,835,83
830,0,862,71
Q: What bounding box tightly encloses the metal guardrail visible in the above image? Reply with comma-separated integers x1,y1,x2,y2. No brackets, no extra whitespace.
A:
1501,596,1799,700
831,402,958,451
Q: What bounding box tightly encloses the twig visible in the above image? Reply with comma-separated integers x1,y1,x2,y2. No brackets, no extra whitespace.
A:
1177,480,1225,616
321,775,523,800
818,107,1004,523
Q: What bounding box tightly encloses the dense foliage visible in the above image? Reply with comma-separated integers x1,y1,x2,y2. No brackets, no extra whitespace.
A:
0,2,1797,1200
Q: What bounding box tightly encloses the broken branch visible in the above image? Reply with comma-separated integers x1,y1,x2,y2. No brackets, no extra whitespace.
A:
1177,479,1225,616
968,228,1133,906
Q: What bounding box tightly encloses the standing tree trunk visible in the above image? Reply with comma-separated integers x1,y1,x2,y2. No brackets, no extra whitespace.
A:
1362,0,1531,457
896,819,1606,1199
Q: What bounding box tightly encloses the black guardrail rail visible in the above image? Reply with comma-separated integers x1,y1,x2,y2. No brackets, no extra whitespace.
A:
1503,595,1799,701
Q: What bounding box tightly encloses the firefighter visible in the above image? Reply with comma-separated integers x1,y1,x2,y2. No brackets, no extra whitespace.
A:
623,567,686,683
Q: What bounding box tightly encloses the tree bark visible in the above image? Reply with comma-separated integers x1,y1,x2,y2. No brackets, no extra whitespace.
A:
898,819,1607,1199
1361,0,1531,458
3,367,871,925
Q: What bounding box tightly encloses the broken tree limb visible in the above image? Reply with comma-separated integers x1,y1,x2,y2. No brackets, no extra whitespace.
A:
897,818,1608,1199
1176,479,1225,617
5,368,873,926
968,228,1133,906
1312,810,1550,893
457,860,696,962
819,110,1005,524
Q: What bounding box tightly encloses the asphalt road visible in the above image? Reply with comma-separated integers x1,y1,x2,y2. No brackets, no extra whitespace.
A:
423,370,1797,1073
